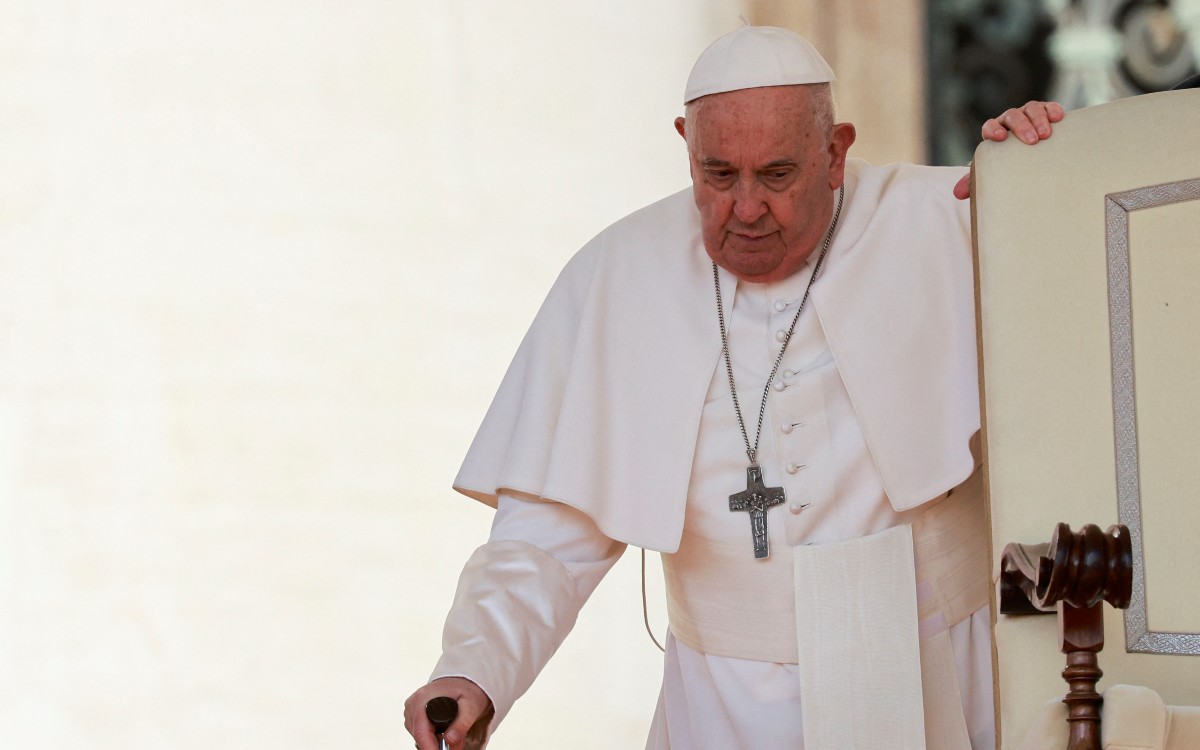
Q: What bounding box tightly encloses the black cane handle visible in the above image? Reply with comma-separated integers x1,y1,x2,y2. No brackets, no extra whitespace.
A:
425,696,458,736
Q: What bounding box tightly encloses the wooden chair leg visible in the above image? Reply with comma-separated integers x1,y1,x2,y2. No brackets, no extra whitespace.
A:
1001,523,1132,750
1060,602,1104,750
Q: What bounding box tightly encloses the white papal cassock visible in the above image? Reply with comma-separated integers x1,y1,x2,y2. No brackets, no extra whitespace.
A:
433,159,993,748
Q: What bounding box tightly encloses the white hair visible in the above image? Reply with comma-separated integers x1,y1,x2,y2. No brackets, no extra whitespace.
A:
683,83,836,146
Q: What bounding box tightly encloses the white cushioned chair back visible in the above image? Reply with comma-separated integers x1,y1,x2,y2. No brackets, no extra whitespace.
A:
972,88,1200,749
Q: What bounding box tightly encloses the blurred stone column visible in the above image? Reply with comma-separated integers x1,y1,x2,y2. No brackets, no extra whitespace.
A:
1181,0,1200,49
744,0,928,164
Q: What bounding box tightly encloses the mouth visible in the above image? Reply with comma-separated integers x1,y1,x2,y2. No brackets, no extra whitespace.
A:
728,231,776,248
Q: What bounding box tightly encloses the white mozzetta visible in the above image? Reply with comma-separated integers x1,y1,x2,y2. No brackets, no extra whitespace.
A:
453,159,978,552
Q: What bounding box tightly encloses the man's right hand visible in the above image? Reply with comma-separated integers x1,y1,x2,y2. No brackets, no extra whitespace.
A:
404,677,494,750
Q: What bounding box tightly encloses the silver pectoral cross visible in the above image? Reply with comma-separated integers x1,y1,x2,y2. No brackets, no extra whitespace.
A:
729,465,786,559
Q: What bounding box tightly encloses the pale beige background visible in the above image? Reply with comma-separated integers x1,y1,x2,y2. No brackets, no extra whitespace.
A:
0,1,928,747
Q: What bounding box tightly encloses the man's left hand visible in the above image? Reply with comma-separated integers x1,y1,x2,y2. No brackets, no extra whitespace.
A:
953,101,1066,200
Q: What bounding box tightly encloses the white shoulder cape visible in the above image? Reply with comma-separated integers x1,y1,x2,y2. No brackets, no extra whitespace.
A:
453,159,979,552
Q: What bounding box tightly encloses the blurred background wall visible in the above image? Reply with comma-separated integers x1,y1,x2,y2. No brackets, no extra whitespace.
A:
1,1,1195,748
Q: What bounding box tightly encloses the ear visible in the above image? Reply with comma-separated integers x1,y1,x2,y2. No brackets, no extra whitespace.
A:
826,122,856,190
674,116,687,141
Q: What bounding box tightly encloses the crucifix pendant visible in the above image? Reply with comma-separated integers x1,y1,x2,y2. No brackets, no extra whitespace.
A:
729,465,786,559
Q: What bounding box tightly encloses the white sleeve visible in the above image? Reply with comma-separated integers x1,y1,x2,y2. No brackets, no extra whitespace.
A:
429,492,626,727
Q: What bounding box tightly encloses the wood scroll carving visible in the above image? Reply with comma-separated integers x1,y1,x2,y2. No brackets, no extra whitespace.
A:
999,523,1133,750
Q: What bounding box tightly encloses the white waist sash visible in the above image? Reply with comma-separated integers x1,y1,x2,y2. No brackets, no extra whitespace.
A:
661,468,988,749
794,524,926,748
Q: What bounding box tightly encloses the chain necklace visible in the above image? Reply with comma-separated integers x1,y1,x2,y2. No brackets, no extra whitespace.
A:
713,184,844,558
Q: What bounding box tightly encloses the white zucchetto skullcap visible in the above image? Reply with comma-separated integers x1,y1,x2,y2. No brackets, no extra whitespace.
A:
683,25,835,104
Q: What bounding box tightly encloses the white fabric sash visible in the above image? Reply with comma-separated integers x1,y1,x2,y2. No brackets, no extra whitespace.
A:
793,525,926,749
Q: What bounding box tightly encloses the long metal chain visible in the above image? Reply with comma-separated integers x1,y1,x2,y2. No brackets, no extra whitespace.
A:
712,184,844,467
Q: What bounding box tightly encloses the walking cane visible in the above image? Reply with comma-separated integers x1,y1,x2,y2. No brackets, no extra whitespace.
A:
425,696,457,750
424,695,490,750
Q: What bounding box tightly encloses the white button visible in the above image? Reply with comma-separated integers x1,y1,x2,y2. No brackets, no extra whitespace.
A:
789,502,804,514
772,379,786,392
786,462,805,474
775,330,788,343
781,421,793,434
774,299,788,312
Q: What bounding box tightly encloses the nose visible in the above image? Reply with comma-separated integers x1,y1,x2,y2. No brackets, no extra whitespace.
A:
732,179,767,224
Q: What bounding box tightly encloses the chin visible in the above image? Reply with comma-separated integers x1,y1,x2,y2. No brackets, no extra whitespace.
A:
731,253,783,276
726,263,783,283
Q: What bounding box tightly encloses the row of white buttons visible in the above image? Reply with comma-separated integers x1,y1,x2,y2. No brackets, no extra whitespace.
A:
775,298,810,515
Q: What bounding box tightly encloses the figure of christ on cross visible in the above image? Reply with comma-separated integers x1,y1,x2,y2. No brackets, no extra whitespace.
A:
728,465,786,558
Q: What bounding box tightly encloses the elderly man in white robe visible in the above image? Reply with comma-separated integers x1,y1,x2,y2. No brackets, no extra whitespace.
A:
404,25,1063,750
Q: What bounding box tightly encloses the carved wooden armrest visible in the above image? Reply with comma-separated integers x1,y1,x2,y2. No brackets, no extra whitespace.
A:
998,523,1133,750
